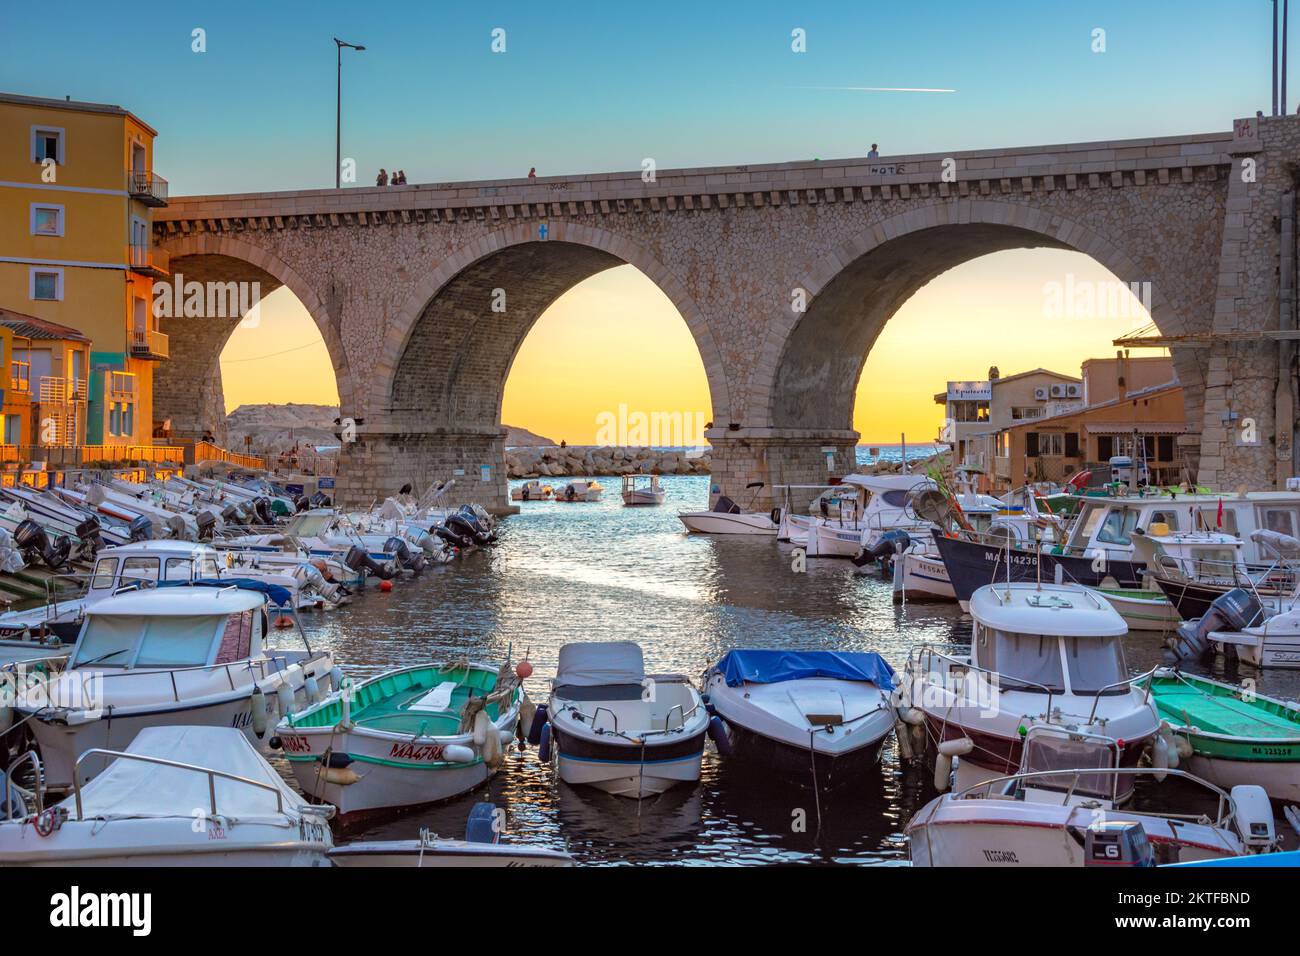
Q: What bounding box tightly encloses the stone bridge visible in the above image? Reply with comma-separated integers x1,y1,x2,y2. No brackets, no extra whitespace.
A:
153,115,1299,512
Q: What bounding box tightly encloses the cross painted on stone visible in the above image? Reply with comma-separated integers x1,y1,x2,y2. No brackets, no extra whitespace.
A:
538,223,549,240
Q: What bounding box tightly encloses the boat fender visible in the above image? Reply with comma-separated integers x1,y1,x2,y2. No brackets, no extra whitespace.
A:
897,706,925,727
934,753,954,792
275,683,295,718
329,666,344,692
250,687,270,737
910,722,926,752
320,766,360,786
538,722,553,763
527,703,549,745
338,678,354,730
443,744,476,764
476,711,503,768
707,715,732,756
1174,734,1193,761
936,737,973,757
268,735,283,751
498,729,515,749
304,675,321,704
893,720,913,761
1150,734,1170,782
518,695,537,746
770,507,781,526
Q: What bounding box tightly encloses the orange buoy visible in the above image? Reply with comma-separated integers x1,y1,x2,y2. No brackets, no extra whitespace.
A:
515,660,534,679
274,616,294,629
379,579,394,592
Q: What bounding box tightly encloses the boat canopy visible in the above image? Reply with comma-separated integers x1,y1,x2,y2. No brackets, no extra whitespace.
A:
158,577,292,609
711,649,896,691
56,726,311,825
556,641,645,687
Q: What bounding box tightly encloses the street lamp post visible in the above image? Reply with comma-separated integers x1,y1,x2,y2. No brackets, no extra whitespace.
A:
335,37,365,189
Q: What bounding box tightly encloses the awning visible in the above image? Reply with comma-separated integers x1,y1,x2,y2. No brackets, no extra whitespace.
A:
1085,423,1188,435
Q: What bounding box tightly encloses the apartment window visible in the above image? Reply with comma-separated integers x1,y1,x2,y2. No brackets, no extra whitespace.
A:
3,415,21,445
1011,406,1044,420
31,204,64,236
31,126,64,165
1035,433,1066,456
123,402,135,438
30,267,63,301
109,403,122,437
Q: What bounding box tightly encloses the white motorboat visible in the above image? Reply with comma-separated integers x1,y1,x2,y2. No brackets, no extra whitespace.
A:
14,582,337,790
276,659,522,827
554,480,603,502
622,474,665,506
0,726,334,866
907,760,1278,867
540,642,708,797
327,803,573,867
679,483,776,535
900,581,1160,801
702,649,897,786
511,480,553,502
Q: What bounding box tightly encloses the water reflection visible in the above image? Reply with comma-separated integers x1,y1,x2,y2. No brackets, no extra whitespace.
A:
278,475,1299,865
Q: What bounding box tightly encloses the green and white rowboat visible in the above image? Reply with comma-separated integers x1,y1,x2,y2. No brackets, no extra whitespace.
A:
275,661,523,827
1092,586,1180,632
1143,669,1300,803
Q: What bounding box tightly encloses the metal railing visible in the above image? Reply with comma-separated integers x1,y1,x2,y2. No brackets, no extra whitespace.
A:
129,328,169,359
127,170,168,206
72,749,282,820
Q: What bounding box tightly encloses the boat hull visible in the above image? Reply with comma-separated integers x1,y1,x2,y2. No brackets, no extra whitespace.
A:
931,532,1144,606
552,724,706,798
1095,588,1180,631
328,840,572,867
677,512,776,535
722,719,886,786
893,551,955,601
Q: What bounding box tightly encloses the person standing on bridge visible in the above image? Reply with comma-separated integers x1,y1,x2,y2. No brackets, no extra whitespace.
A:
376,168,388,186
528,167,536,179
868,144,880,159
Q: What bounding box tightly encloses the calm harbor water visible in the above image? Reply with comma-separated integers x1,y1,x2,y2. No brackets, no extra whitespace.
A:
282,470,1300,865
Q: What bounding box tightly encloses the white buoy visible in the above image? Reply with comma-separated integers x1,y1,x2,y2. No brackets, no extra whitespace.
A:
250,687,269,737
1151,734,1170,781
894,720,913,760
275,682,294,717
936,737,974,757
442,744,475,763
304,675,321,703
897,706,925,727
329,666,343,691
934,753,954,792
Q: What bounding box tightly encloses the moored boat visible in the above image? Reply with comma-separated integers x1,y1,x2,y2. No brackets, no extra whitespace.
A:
702,649,897,786
542,641,708,798
1142,668,1300,802
0,726,334,866
275,660,523,827
622,474,665,506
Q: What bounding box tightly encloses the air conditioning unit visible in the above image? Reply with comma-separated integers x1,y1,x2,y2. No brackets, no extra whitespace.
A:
1050,384,1067,398
1065,383,1082,398
1033,387,1048,401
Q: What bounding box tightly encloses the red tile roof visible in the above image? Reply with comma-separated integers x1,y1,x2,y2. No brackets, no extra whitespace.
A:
0,307,92,343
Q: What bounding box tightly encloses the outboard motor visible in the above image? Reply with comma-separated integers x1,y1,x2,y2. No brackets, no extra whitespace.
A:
294,495,310,513
1082,821,1155,867
253,497,274,525
852,529,912,569
456,506,495,545
12,519,71,570
163,514,188,540
294,562,349,606
343,545,397,581
128,515,154,543
220,503,241,525
1166,587,1264,664
195,511,217,541
73,516,105,558
435,518,475,550
309,491,332,508
441,512,481,549
383,536,426,574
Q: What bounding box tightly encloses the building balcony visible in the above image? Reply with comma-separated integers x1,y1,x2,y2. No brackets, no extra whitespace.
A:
130,328,169,360
128,243,169,277
128,170,168,207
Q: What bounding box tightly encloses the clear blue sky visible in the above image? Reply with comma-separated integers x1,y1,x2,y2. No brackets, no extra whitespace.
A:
2,0,1290,193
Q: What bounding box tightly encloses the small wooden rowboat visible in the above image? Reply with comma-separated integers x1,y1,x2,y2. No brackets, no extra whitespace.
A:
275,661,523,827
1143,669,1300,802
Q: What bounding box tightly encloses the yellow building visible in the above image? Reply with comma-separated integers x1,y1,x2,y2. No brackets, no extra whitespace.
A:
0,91,167,449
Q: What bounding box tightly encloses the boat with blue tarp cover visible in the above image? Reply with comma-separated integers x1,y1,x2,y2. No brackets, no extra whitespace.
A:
703,649,898,786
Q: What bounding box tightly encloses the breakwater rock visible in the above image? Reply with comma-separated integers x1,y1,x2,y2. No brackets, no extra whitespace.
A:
506,446,710,478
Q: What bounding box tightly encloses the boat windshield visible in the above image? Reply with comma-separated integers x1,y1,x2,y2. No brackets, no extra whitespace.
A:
1096,509,1140,546
1062,635,1128,695
991,631,1064,693
72,614,221,669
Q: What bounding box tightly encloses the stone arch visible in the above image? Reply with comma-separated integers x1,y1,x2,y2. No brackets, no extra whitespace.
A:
759,200,1197,434
370,221,730,430
154,233,352,441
